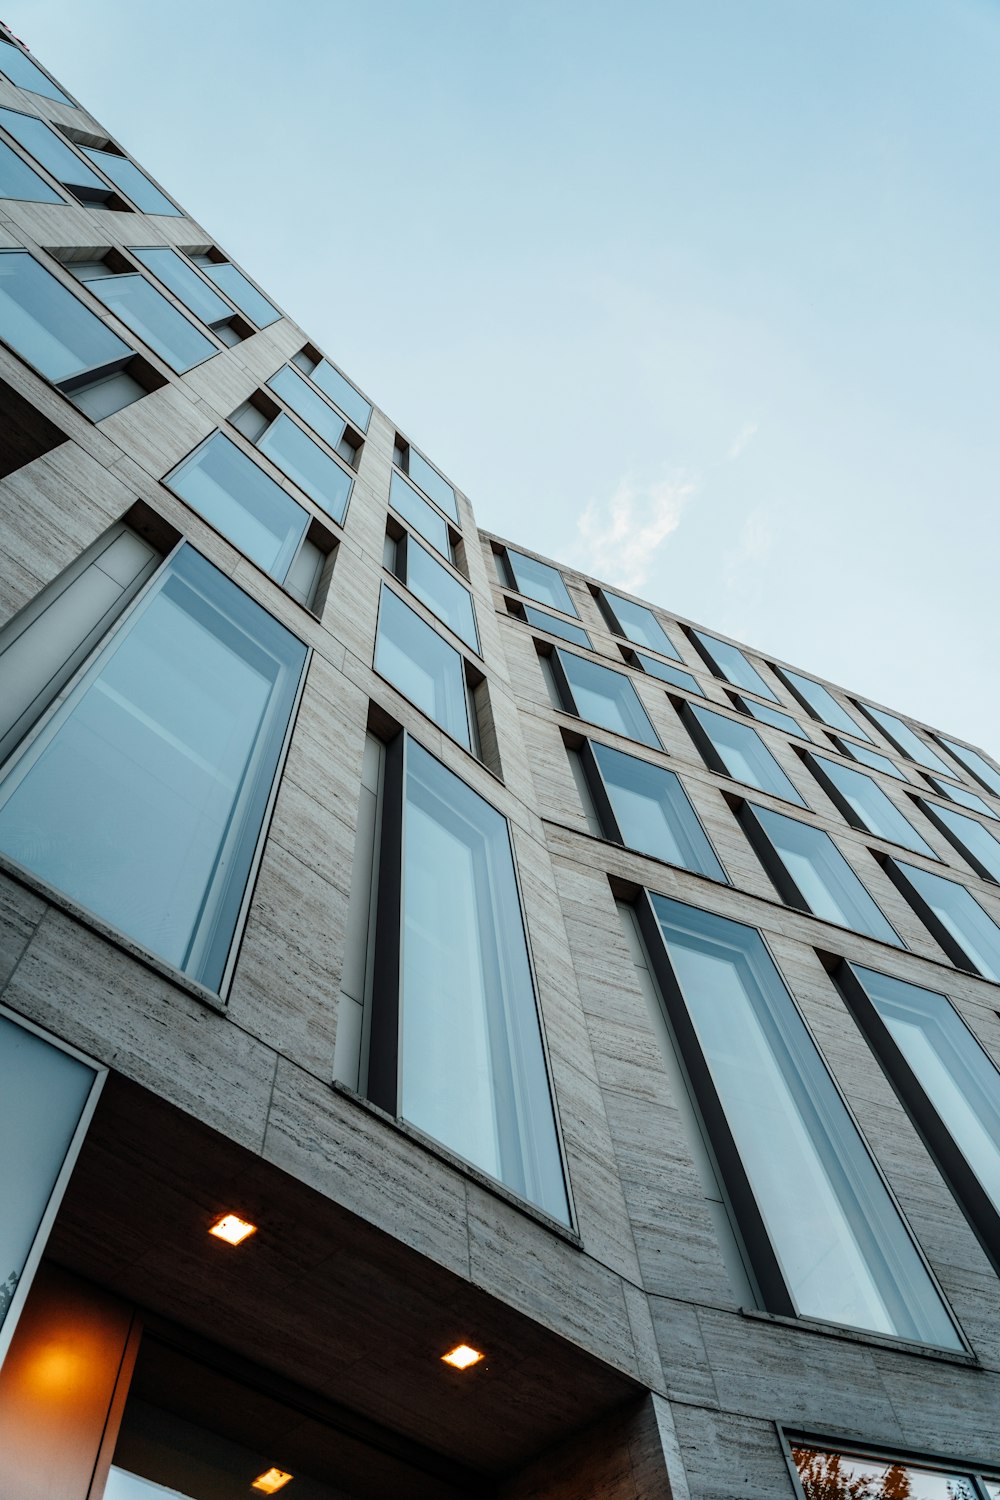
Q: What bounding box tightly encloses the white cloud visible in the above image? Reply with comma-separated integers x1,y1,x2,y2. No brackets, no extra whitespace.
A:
728,421,759,460
574,473,695,594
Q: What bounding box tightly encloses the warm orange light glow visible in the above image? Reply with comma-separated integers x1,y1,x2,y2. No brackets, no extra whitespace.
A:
208,1213,257,1246
251,1469,293,1493
441,1343,484,1370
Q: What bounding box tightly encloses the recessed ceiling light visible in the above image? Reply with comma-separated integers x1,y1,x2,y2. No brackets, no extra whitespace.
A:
441,1343,484,1370
208,1213,257,1246
251,1469,293,1494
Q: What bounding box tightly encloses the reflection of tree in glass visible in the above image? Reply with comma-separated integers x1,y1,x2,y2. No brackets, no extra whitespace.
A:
0,1270,18,1320
793,1449,979,1500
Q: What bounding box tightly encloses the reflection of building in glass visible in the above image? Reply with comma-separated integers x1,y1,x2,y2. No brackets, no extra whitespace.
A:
2,21,1000,1498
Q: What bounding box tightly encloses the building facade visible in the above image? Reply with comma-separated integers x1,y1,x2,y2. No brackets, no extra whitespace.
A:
2,23,1000,1500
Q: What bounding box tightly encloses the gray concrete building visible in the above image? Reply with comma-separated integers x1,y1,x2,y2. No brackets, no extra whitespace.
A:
1,22,1000,1500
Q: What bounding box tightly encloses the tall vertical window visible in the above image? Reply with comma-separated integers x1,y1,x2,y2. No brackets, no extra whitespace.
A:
805,755,937,858
521,604,591,649
639,894,961,1346
921,801,1000,884
690,630,778,702
374,586,473,751
267,364,356,457
860,704,952,775
775,666,873,740
80,146,181,216
402,447,459,523
735,697,811,741
390,532,479,651
836,737,908,781
551,648,661,748
130,247,245,341
740,803,902,945
0,108,108,199
835,961,1000,1275
302,354,372,432
581,740,726,880
884,861,1000,981
684,704,805,805
0,249,131,386
76,266,216,374
0,1011,104,1364
0,136,62,202
369,737,569,1222
633,651,704,696
598,590,679,657
0,33,73,102
165,432,330,607
503,549,578,615
0,546,308,991
388,471,451,559
190,257,279,324
937,736,1000,798
928,777,998,821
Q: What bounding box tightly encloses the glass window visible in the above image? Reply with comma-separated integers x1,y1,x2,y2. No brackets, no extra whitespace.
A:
398,534,479,652
687,704,805,805
691,630,778,701
506,548,578,615
836,737,908,781
267,364,349,453
374,586,471,750
736,696,811,741
165,432,308,582
523,604,592,649
388,471,450,558
372,737,569,1221
0,250,131,385
83,272,215,373
310,358,372,432
922,802,1000,884
634,651,704,696
600,590,679,657
0,35,72,103
0,546,307,990
937,736,1000,798
806,756,937,857
256,412,351,526
130,247,235,328
862,704,952,775
841,962,1000,1248
0,1013,100,1358
406,448,458,522
887,861,1000,981
199,260,279,327
554,648,661,749
587,740,725,880
792,1445,981,1500
0,108,106,193
776,666,873,740
81,146,180,215
645,895,959,1345
0,137,61,202
743,803,902,945
929,777,998,820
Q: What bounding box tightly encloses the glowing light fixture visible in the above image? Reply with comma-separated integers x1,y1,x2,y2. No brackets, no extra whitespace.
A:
209,1213,257,1246
441,1343,484,1370
251,1469,293,1493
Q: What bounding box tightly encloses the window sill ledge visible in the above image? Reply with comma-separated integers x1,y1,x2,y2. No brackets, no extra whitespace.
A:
0,851,227,1014
331,1080,583,1248
739,1306,979,1366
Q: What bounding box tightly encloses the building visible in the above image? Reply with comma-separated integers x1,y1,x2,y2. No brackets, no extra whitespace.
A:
1,21,1000,1500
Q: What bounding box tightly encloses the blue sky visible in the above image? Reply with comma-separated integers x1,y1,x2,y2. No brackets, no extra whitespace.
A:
7,0,999,753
